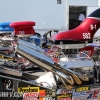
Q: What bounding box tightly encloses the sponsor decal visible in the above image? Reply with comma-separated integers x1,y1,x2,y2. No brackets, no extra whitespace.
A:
0,55,14,60
72,91,87,96
87,88,100,99
72,96,87,100
39,90,46,97
72,87,100,100
23,92,39,98
57,93,72,98
57,98,71,100
18,87,39,93
18,87,39,100
72,91,89,100
75,86,90,92
23,97,39,100
19,31,25,34
15,58,26,63
41,97,55,100
56,89,75,94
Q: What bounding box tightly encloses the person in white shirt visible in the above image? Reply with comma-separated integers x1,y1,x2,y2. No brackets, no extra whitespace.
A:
78,12,85,25
78,14,85,21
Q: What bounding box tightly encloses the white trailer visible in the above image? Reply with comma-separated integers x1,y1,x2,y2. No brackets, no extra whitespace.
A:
0,0,69,35
0,0,100,36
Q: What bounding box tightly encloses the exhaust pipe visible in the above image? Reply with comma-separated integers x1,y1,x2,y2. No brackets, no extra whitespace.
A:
16,40,90,86
54,65,89,84
16,44,74,85
53,65,82,85
18,39,44,53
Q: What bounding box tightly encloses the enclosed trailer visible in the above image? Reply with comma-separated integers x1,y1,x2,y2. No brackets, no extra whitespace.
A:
0,0,100,36
0,0,69,34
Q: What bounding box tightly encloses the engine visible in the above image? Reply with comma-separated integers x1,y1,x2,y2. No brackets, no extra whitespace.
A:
43,49,96,89
0,38,99,91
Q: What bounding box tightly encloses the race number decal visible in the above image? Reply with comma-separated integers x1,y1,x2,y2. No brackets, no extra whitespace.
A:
83,33,91,39
19,31,25,34
90,24,96,30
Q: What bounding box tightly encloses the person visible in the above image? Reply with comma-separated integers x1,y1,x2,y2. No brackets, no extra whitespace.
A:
78,12,85,25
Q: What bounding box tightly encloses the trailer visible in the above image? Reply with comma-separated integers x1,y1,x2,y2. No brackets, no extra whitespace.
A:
0,0,100,36
0,0,68,34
